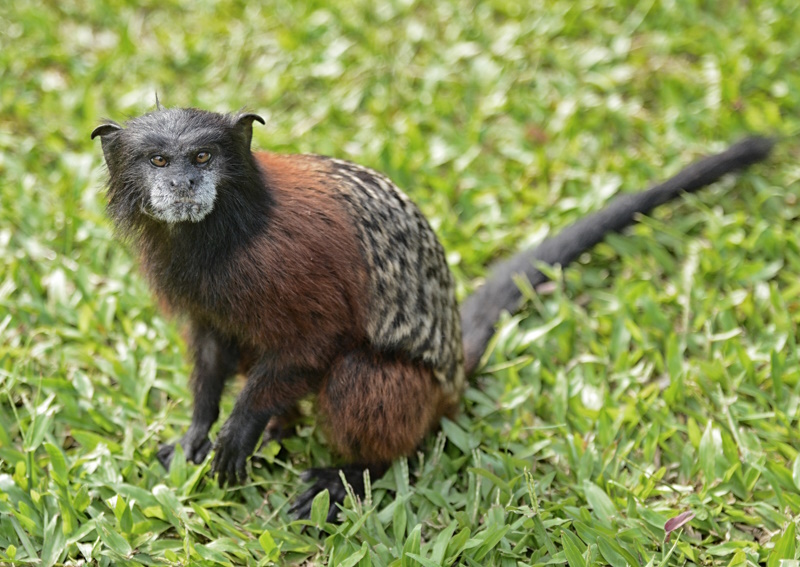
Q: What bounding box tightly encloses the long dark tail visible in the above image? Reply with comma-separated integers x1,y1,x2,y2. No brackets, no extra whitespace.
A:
460,136,774,375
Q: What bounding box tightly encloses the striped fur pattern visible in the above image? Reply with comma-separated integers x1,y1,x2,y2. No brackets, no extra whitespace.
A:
324,157,465,399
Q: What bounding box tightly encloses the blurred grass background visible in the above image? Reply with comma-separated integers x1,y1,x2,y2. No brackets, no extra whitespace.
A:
1,0,799,565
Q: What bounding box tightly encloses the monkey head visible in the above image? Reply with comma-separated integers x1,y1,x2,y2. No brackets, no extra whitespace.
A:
92,108,264,228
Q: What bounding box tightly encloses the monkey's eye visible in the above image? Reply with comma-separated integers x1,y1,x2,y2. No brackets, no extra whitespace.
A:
150,155,168,167
195,151,212,165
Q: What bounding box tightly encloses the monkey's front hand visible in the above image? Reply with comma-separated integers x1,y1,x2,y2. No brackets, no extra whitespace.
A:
157,423,215,470
211,413,269,486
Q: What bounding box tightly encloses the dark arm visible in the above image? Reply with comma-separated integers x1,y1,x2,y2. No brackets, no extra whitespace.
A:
157,322,239,468
211,356,320,486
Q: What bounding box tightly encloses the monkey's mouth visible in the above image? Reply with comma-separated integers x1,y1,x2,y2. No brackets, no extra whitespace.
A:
144,197,213,223
147,184,217,223
167,200,211,222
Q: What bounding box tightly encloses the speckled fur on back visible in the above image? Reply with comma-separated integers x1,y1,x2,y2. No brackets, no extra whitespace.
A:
323,157,465,399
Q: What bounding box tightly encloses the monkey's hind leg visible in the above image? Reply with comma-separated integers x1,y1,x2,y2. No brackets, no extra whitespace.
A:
291,348,455,521
157,324,239,468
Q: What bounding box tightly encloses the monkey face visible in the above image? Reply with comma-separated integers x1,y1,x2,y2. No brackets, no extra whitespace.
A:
92,108,264,228
139,147,220,223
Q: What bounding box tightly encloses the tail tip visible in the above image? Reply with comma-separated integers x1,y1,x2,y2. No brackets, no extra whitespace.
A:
732,135,776,163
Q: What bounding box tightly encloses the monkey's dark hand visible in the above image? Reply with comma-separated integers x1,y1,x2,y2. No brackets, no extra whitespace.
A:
156,423,214,469
211,414,268,486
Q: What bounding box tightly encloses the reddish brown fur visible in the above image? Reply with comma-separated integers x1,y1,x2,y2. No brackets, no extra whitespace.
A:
252,155,451,459
243,153,368,367
245,155,454,461
317,348,453,463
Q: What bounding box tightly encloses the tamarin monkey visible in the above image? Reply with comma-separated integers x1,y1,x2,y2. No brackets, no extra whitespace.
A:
91,107,773,520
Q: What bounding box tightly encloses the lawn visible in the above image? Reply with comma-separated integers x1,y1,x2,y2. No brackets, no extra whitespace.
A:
1,0,799,565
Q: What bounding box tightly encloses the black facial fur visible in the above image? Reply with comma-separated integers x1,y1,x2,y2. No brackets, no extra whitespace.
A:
92,108,267,233
93,109,274,309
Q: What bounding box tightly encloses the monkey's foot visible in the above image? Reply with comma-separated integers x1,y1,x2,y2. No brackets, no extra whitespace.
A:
157,425,213,469
290,464,386,522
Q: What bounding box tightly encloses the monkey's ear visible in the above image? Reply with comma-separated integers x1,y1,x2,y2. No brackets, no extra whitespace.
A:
234,113,265,149
92,122,123,165
236,113,266,127
91,122,123,140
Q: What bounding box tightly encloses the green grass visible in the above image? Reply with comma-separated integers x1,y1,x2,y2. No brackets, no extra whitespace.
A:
1,0,799,565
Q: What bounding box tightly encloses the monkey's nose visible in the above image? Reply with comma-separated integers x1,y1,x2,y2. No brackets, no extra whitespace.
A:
170,177,196,189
